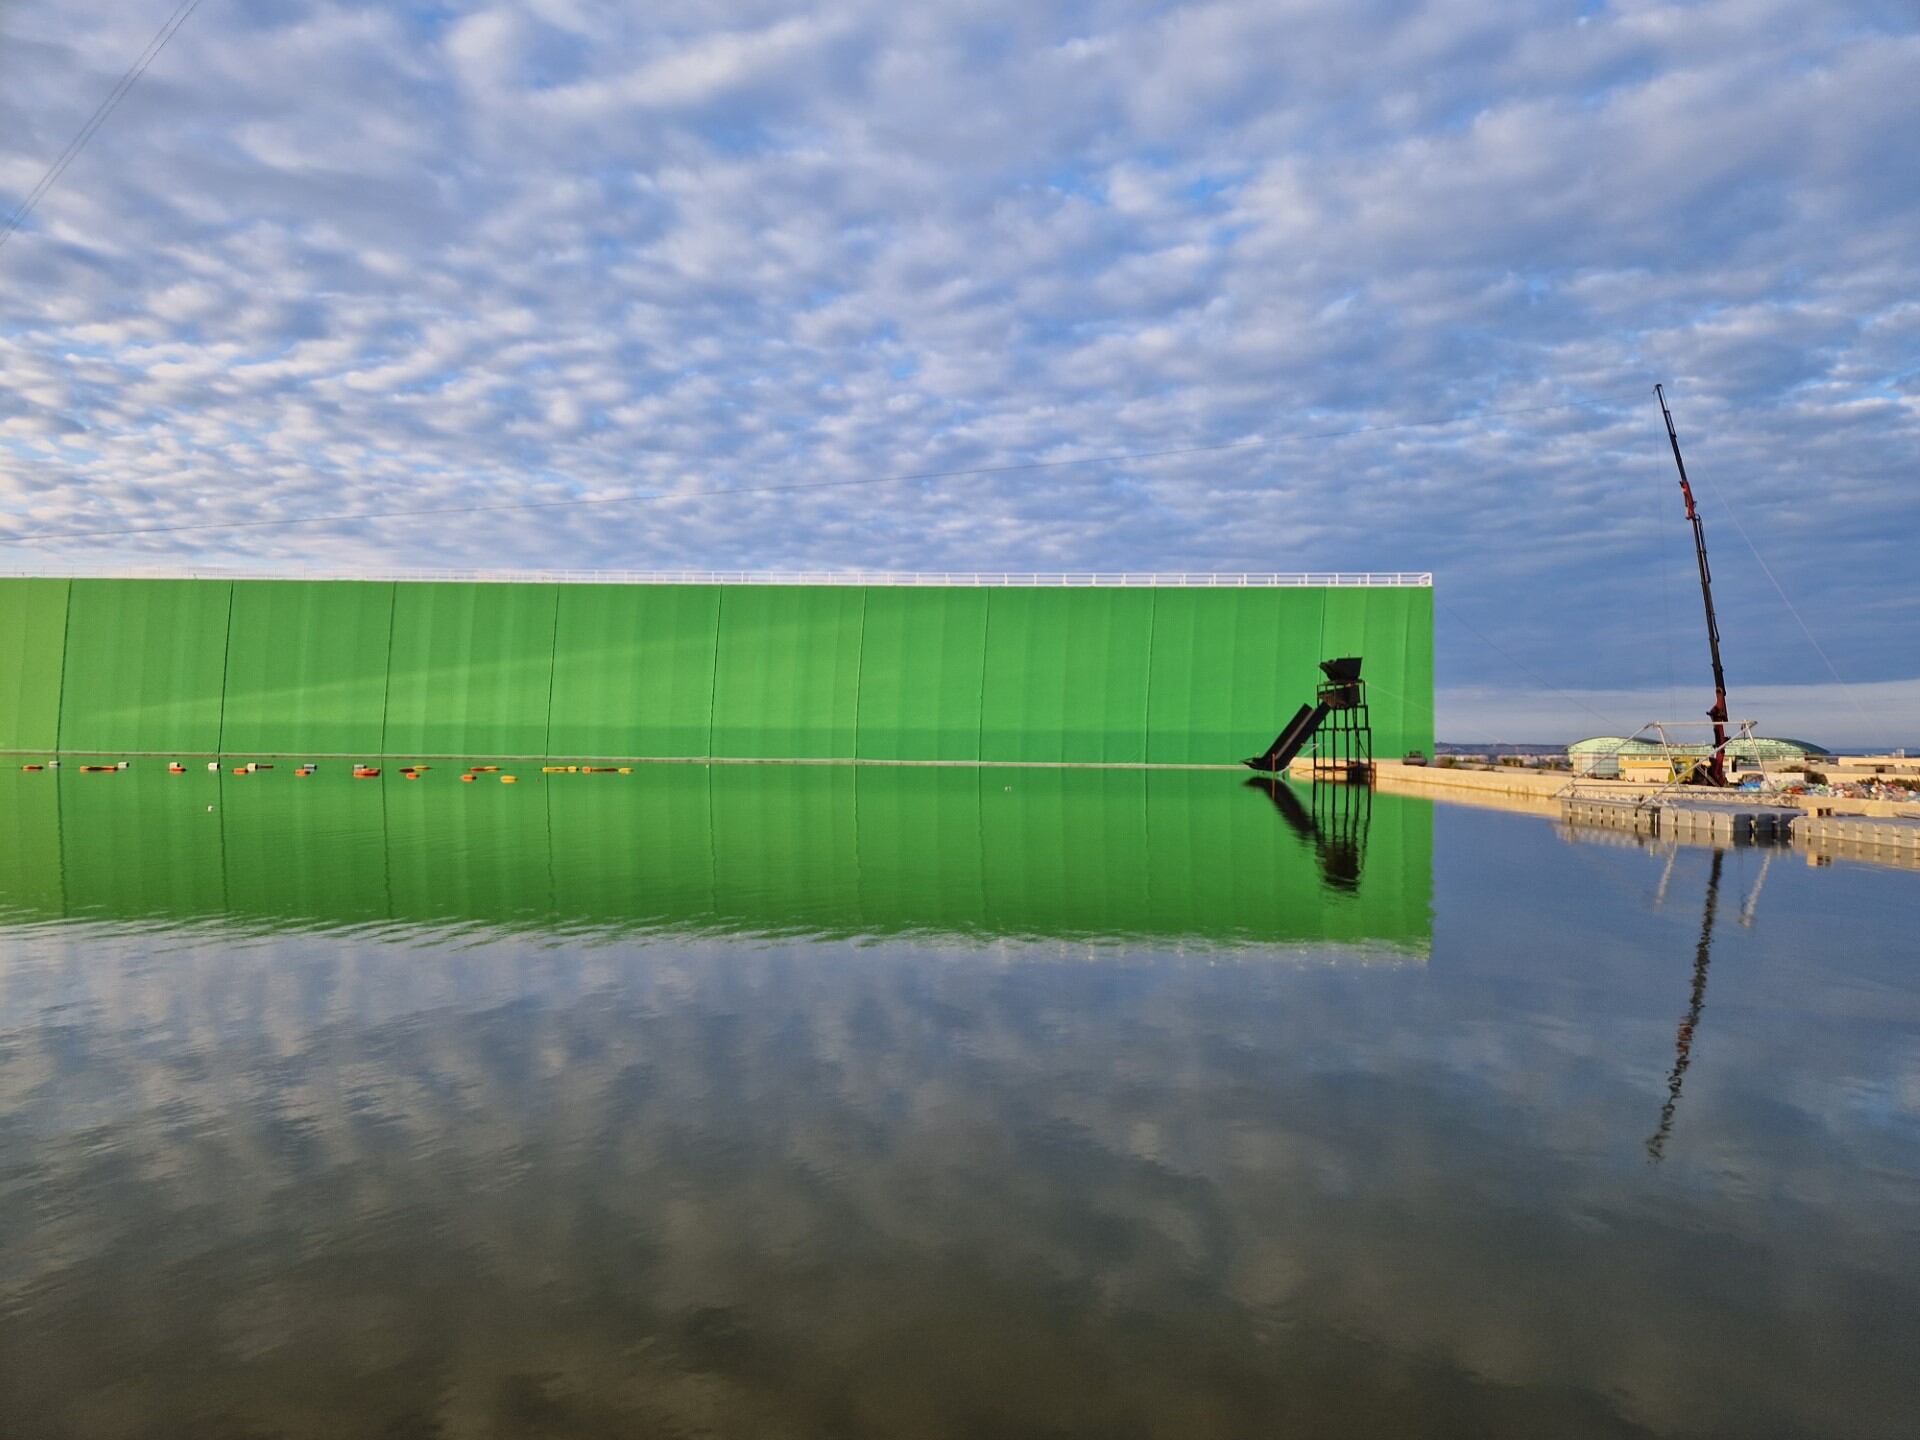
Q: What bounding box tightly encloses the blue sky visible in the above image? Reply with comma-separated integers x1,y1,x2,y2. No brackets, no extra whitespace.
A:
0,1,1915,743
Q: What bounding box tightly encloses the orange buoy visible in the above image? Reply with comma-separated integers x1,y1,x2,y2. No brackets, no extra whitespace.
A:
353,766,380,779
168,763,185,774
231,767,248,776
460,773,476,783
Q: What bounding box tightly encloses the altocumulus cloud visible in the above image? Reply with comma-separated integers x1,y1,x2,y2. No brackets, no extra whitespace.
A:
0,0,1916,741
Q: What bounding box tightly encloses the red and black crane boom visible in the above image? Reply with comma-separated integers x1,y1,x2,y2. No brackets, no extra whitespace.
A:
1655,384,1730,785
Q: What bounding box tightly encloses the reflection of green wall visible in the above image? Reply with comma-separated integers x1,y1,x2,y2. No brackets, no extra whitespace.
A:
0,579,1434,763
0,767,1432,950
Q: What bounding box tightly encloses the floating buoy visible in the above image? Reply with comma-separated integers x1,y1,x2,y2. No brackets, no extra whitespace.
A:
295,764,315,777
47,760,59,769
207,761,220,772
117,761,130,770
618,767,633,775
231,767,249,776
353,766,380,779
460,772,476,783
500,774,517,784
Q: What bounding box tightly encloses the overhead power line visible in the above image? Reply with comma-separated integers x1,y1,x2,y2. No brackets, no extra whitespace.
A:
0,397,1628,546
0,0,207,257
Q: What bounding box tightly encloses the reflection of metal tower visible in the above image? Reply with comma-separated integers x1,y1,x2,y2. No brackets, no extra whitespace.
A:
1245,775,1371,892
1646,849,1724,1162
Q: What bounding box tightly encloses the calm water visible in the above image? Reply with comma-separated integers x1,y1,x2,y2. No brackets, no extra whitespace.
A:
0,766,1915,1439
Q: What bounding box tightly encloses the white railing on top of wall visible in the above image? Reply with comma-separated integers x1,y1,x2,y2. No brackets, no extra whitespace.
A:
0,566,1434,588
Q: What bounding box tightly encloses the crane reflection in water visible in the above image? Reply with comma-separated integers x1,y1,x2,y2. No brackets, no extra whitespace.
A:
1643,843,1774,1162
1646,849,1724,1162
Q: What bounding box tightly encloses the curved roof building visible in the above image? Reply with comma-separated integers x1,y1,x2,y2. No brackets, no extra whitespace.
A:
1568,734,1830,776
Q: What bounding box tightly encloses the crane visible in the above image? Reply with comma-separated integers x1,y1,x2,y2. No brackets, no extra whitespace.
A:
1655,384,1731,786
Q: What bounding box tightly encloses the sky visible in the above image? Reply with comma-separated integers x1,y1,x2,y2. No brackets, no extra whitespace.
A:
0,0,1915,744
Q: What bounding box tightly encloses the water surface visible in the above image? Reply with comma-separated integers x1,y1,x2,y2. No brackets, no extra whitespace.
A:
0,766,1915,1438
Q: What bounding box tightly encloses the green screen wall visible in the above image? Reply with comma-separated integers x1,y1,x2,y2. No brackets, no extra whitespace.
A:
57,579,234,754
0,577,68,752
0,578,1434,763
221,580,396,757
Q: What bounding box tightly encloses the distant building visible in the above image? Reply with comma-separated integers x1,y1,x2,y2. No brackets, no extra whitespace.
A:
1567,735,1830,780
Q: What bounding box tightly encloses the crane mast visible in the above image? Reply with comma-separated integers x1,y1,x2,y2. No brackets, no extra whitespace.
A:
1655,384,1729,785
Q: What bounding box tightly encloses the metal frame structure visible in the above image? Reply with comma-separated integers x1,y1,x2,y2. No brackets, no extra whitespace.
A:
1559,719,1781,813
1310,674,1374,784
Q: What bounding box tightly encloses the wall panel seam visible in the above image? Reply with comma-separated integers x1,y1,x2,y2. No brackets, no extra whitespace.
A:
53,578,73,754
214,582,236,756
850,586,869,761
541,585,563,760
377,582,399,760
705,586,723,760
1141,588,1156,765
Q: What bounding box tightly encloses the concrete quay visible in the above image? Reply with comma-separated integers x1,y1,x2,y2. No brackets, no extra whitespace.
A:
1281,757,1920,872
1292,758,1920,819
1793,812,1920,856
1559,794,1795,844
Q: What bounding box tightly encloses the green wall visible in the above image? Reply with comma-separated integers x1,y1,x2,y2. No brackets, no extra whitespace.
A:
0,578,1434,763
0,577,68,752
58,579,233,754
221,580,395,757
